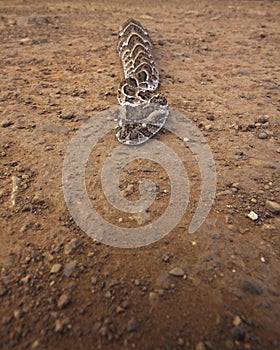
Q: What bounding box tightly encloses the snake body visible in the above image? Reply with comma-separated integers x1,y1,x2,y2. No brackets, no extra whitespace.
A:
115,18,169,145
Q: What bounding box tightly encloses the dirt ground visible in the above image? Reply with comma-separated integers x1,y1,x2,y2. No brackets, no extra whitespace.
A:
0,0,280,349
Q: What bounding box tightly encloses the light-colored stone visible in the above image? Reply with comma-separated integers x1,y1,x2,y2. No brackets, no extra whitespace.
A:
50,263,62,274
247,211,258,221
266,200,280,215
169,266,185,277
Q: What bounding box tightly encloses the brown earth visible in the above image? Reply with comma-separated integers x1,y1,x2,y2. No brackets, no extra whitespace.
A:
0,1,280,349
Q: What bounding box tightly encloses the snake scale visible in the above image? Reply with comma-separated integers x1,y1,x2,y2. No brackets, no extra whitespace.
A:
115,18,169,145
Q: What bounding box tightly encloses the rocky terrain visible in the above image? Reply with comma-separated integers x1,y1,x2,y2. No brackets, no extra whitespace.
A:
0,1,279,349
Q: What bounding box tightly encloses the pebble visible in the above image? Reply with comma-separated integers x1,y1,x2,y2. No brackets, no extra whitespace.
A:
257,131,269,139
239,68,250,75
57,293,71,309
169,266,185,277
1,120,13,128
54,319,64,332
105,291,111,299
265,200,280,215
149,292,159,305
267,83,279,90
231,327,246,341
225,339,234,349
177,337,184,346
207,114,215,121
60,109,75,120
127,317,138,332
122,184,134,196
50,263,62,274
21,275,31,284
139,14,154,20
233,315,242,326
258,115,269,123
247,211,258,221
195,341,206,350
13,309,23,319
31,339,40,350
64,238,81,254
243,280,262,295
66,281,77,290
63,261,77,277
217,190,232,196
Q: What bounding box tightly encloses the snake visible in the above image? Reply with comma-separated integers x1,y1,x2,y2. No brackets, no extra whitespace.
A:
115,18,169,145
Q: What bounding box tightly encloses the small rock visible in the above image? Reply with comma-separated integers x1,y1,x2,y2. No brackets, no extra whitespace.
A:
1,120,13,128
54,319,64,332
105,291,111,299
239,68,250,75
162,253,170,262
149,292,159,305
231,327,246,341
225,339,234,349
196,341,206,350
63,261,77,277
127,317,138,332
169,266,185,277
21,275,31,284
122,184,134,196
50,263,62,274
98,325,108,337
258,115,269,123
178,337,184,346
257,131,269,139
60,109,75,120
265,200,280,215
64,238,81,254
207,114,215,121
31,339,40,350
139,14,154,20
233,315,242,326
66,281,77,290
134,279,141,286
243,280,262,295
247,211,258,221
267,83,279,90
13,310,23,319
57,293,71,309
217,190,232,196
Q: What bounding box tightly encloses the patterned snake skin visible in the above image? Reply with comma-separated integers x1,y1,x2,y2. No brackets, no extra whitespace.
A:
115,18,169,145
